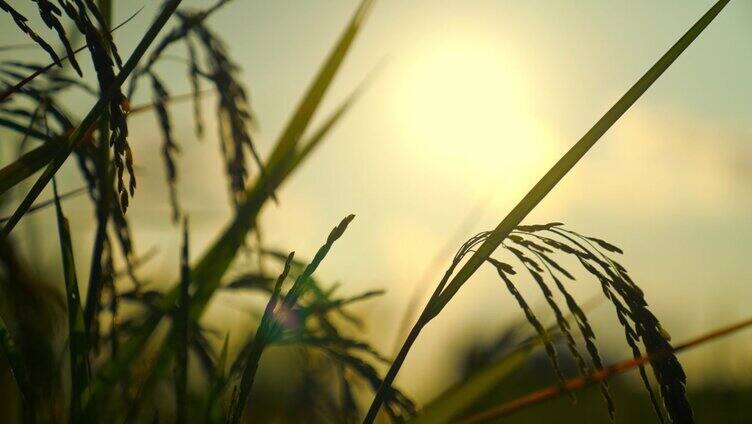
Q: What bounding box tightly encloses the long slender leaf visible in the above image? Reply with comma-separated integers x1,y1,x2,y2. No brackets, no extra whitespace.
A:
52,178,89,421
0,143,60,196
0,316,32,404
204,334,229,423
429,0,731,319
174,218,190,424
0,187,86,223
0,116,52,143
188,0,375,316
364,1,731,421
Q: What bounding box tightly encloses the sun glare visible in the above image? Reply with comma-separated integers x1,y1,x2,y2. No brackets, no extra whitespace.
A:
392,37,557,200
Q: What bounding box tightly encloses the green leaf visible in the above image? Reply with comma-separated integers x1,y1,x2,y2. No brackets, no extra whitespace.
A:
0,116,52,143
0,187,86,223
188,0,376,317
174,218,190,424
204,334,229,424
52,178,89,421
0,316,32,403
0,143,60,196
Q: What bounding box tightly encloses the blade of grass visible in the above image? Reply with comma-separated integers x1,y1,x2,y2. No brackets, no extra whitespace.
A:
0,0,183,239
459,316,752,424
204,333,229,423
0,117,53,143
364,1,731,421
188,0,375,315
174,217,190,424
84,116,113,335
0,316,32,405
263,0,375,179
52,177,89,421
283,61,380,180
429,0,731,321
0,143,61,196
0,187,86,223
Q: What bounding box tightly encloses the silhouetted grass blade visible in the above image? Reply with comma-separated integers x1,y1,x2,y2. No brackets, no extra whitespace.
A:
0,317,32,405
174,217,190,424
52,178,89,422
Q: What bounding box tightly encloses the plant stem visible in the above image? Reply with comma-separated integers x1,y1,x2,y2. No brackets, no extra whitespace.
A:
363,1,731,421
459,316,752,424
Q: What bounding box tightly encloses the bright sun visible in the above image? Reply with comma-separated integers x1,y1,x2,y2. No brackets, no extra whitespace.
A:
392,37,557,201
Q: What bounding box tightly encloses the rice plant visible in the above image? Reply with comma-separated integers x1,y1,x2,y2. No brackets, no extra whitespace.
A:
0,0,748,423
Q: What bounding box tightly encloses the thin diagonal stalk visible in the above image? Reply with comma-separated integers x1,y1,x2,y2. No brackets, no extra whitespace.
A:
459,316,752,424
363,1,731,421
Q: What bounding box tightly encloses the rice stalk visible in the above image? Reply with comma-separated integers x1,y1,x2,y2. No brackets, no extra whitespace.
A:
228,214,354,423
58,0,133,211
0,1,61,67
0,7,142,102
149,72,181,221
363,2,729,421
0,0,184,239
84,112,114,340
509,233,615,419
32,0,83,74
487,258,569,396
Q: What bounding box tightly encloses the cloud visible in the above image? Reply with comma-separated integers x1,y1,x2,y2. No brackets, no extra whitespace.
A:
560,104,752,220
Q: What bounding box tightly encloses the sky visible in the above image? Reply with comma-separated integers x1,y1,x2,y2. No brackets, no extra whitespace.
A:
2,0,752,402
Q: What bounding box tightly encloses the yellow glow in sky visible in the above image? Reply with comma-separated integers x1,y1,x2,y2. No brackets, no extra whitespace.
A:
391,37,557,201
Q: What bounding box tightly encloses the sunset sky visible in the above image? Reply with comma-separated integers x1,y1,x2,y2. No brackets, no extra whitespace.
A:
2,0,751,401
